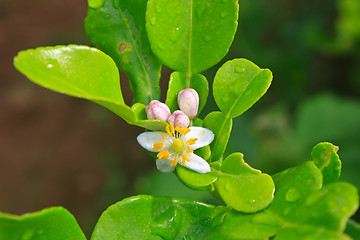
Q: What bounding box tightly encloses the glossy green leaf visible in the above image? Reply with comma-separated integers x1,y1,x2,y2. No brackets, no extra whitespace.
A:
214,153,275,213
165,72,208,114
311,142,342,183
176,162,219,191
270,162,358,239
194,145,211,161
0,207,86,240
91,195,228,240
274,182,358,240
14,45,167,131
85,0,162,104
146,0,239,73
14,45,135,122
216,161,359,239
203,111,232,162
213,58,272,118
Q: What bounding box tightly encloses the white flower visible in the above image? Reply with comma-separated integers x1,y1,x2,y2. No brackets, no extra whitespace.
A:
137,123,214,174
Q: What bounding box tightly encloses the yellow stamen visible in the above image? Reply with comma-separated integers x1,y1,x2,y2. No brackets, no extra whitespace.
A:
186,148,193,153
170,123,175,134
157,150,170,159
166,125,173,137
152,142,164,151
186,138,198,145
182,154,190,165
183,128,191,135
161,133,166,140
170,157,179,166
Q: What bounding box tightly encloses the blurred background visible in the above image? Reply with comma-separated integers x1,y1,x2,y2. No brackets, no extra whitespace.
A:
0,0,359,237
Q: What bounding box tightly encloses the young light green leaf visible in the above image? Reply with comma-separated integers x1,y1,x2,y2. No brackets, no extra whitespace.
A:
176,162,219,191
214,153,275,213
85,0,162,104
0,207,86,240
311,142,341,183
203,111,232,162
91,195,228,240
146,0,239,73
14,45,136,123
165,71,208,114
213,58,272,118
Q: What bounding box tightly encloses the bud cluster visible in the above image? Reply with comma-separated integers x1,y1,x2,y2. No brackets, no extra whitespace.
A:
145,88,199,128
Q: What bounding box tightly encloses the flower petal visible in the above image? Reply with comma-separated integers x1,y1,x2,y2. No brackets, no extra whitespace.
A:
185,127,214,150
156,158,176,173
179,153,211,173
137,132,169,152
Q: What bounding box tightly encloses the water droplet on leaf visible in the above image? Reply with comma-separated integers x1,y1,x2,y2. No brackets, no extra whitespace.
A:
170,27,183,43
47,64,53,68
150,18,157,26
235,65,245,73
285,187,301,202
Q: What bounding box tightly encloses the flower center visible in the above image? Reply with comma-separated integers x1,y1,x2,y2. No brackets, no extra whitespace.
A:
172,139,185,153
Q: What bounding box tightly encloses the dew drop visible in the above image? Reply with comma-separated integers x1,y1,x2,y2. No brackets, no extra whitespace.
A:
248,199,256,204
285,187,301,202
88,0,105,9
47,64,53,68
235,65,245,73
170,27,183,43
150,17,157,26
204,35,212,42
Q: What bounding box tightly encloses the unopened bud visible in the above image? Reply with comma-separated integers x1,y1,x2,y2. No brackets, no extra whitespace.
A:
146,100,171,121
167,110,190,128
178,88,199,119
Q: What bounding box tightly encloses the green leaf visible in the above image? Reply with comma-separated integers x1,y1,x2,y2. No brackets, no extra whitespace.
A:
14,45,135,123
176,162,219,191
165,72,209,115
85,0,162,104
311,142,342,183
213,58,272,118
214,153,275,213
14,45,166,131
146,0,239,73
216,161,359,239
203,111,232,162
0,207,86,240
91,195,228,240
274,182,358,240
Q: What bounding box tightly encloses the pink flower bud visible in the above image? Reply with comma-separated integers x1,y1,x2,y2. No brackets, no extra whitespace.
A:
145,100,171,121
167,110,190,128
178,88,199,119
